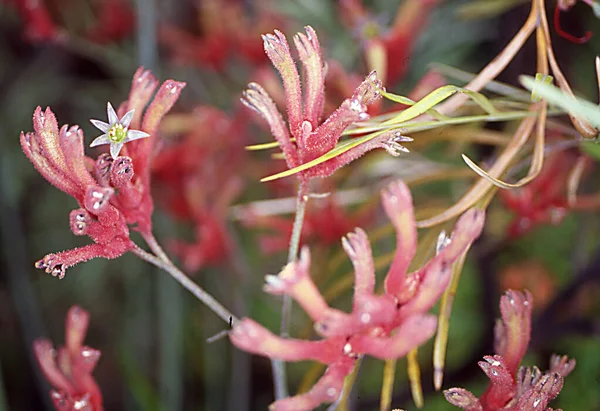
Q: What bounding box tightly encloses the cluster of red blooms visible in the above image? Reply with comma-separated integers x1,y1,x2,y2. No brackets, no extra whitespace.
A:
230,179,485,410
152,106,249,272
242,25,413,184
34,306,103,411
242,192,376,255
340,0,442,86
499,154,571,238
444,290,575,410
4,0,133,44
21,67,185,278
159,0,281,70
498,152,593,238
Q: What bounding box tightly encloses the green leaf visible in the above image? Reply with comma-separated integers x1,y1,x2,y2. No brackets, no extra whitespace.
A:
382,85,497,126
520,75,600,129
260,109,539,182
580,142,600,160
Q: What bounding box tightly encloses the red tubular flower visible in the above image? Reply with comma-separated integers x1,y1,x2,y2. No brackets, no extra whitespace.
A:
340,0,442,86
152,106,247,272
230,180,485,410
6,0,134,44
34,306,103,411
242,195,376,255
242,26,411,182
499,153,580,238
21,68,185,278
444,290,576,411
158,0,281,69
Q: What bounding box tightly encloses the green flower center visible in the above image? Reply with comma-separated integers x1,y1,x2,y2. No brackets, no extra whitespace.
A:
108,124,127,143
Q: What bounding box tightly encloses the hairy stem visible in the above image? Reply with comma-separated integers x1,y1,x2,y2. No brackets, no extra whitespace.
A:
272,179,309,400
132,242,237,325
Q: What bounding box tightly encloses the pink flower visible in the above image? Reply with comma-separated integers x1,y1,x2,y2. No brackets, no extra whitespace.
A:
230,180,485,410
21,68,185,278
34,306,103,411
242,26,411,182
444,290,576,411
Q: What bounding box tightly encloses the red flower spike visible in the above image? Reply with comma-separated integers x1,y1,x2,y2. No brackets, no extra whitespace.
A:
23,68,182,277
232,180,485,410
382,180,418,296
34,306,103,411
444,388,484,411
478,355,515,408
230,318,341,364
269,361,354,411
445,290,575,411
245,27,398,182
125,68,159,130
350,314,437,360
293,26,325,128
549,354,576,377
494,290,532,376
342,228,375,309
264,247,329,322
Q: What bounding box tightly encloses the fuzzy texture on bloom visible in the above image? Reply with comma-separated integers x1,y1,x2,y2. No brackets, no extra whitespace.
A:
152,106,248,272
340,0,442,86
230,180,485,410
242,26,411,181
444,290,576,411
34,306,103,411
21,68,185,278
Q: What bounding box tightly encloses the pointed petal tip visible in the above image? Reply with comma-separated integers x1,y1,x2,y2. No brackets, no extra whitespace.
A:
89,135,109,147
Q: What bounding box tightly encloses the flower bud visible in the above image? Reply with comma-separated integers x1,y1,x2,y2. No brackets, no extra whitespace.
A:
110,156,134,187
84,186,114,214
69,209,91,236
94,153,113,186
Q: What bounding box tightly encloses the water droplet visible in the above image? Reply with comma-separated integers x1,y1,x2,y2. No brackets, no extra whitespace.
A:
343,343,352,354
360,313,371,324
326,387,337,397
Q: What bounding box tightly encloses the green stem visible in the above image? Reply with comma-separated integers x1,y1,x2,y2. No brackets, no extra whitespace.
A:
132,240,237,325
272,180,309,400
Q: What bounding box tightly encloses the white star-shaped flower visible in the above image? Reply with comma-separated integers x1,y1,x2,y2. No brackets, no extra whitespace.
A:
89,102,150,159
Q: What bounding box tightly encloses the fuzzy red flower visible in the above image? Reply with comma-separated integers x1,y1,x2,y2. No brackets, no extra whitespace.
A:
230,180,485,410
444,290,576,411
159,0,283,69
242,195,376,255
5,0,134,44
499,154,573,238
34,306,103,411
152,106,248,271
21,68,185,278
340,0,442,86
242,26,412,182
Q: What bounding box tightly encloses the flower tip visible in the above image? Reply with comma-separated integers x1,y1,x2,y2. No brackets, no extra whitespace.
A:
263,274,284,293
443,388,482,409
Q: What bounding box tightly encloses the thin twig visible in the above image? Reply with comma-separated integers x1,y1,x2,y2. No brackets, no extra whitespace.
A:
131,244,237,325
272,180,309,400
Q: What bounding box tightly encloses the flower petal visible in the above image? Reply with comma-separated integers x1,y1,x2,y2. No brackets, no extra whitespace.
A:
125,129,150,142
110,142,124,159
106,102,118,125
120,109,135,128
89,135,110,147
89,119,110,133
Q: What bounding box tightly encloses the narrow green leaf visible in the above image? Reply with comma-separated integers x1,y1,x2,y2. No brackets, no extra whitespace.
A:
520,75,600,129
